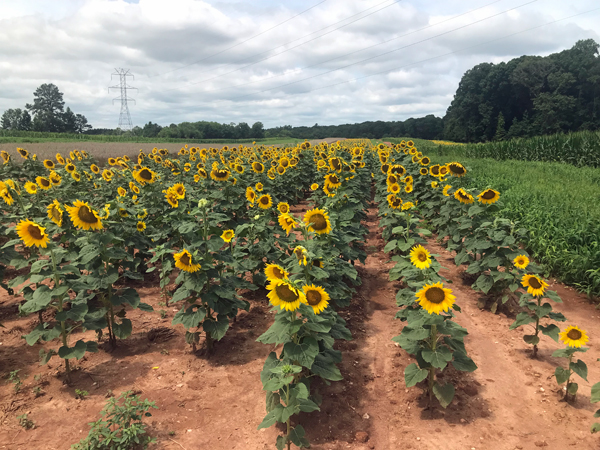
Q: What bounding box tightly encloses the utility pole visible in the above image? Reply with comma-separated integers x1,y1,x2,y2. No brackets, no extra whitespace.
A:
108,69,137,131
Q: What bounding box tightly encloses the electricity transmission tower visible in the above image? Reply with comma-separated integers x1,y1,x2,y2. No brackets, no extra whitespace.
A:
108,69,137,131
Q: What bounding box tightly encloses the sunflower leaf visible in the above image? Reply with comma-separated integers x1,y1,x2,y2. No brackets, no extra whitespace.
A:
591,383,600,403
567,382,578,395
289,425,309,448
570,359,588,381
509,312,534,329
523,334,539,345
555,366,570,384
404,363,428,387
433,382,455,408
400,326,430,341
540,324,560,342
310,353,342,381
591,422,600,434
422,346,452,369
452,352,477,372
283,337,319,369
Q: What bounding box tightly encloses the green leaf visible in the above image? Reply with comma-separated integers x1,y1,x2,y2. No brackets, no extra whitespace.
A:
383,240,397,253
540,324,560,342
392,334,420,355
257,409,278,430
421,346,452,369
172,305,206,329
266,391,281,412
111,288,140,308
58,340,88,360
433,382,455,408
570,359,588,381
113,319,132,339
554,366,569,384
203,314,230,341
591,382,600,403
276,436,287,450
310,353,343,381
523,334,540,345
590,423,600,434
545,290,563,303
401,326,430,340
452,352,477,372
297,398,319,413
283,337,319,369
475,274,494,294
567,382,578,395
24,323,60,346
170,287,191,303
55,302,88,322
289,425,309,448
509,312,534,330
534,302,552,319
404,363,428,388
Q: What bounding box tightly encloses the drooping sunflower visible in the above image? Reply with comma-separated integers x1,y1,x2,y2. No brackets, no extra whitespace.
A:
133,167,156,184
410,245,431,270
442,185,452,197
246,187,256,204
267,279,307,312
387,194,403,209
16,219,49,248
130,183,140,194
324,173,341,189
294,245,308,266
447,162,467,177
1,188,13,205
117,187,127,197
415,282,456,315
513,255,529,270
521,274,548,297
198,168,208,179
559,326,589,348
43,159,55,170
278,213,297,235
477,189,500,205
277,202,290,214
65,200,103,231
257,194,272,209
303,284,330,314
165,190,179,208
221,229,235,243
265,263,289,282
17,148,29,159
389,164,406,176
47,199,63,226
1,150,10,164
56,153,65,165
136,221,146,232
24,181,38,194
304,208,332,235
454,188,474,204
173,249,201,273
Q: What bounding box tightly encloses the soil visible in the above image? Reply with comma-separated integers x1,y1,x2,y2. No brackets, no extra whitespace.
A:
1,201,600,450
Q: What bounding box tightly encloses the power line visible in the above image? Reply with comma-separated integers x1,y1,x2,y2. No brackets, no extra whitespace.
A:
224,0,538,101
155,0,328,77
108,69,137,131
160,0,404,92
203,0,506,94
232,7,600,103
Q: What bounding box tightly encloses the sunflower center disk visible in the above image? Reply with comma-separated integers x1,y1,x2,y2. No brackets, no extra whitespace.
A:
41,179,50,187
306,290,321,306
310,214,327,231
482,190,496,199
273,268,284,279
567,329,582,340
180,253,191,265
275,284,299,303
28,224,44,240
140,169,152,180
79,206,99,224
425,287,446,304
529,278,542,289
418,253,428,262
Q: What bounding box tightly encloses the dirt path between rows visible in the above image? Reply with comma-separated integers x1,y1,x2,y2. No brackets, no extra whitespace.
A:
1,201,600,450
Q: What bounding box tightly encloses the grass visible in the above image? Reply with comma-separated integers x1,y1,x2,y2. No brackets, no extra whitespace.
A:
432,154,600,299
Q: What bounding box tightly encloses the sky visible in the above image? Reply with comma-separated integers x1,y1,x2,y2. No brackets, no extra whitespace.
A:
0,0,598,129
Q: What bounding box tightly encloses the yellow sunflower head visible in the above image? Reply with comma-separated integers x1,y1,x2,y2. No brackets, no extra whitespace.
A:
246,187,256,204
513,255,529,270
36,176,52,190
173,249,201,273
117,187,127,197
43,159,55,170
477,189,500,205
410,245,431,270
264,263,289,282
172,183,186,199
255,182,264,192
221,229,235,243
277,202,290,215
303,284,330,314
387,194,403,209
401,201,415,211
304,208,332,235
17,147,29,159
47,199,63,226
65,200,103,231
442,185,452,197
257,194,272,209
521,274,548,297
447,162,467,177
24,181,38,194
136,221,146,232
311,183,319,191
278,213,297,235
293,245,308,266
267,279,307,312
133,167,156,184
454,188,474,204
415,282,456,315
559,326,589,348
16,219,50,248
165,190,179,208
1,151,10,164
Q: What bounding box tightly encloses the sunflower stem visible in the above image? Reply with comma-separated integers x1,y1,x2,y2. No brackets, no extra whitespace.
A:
285,384,291,450
565,354,573,402
533,296,541,357
51,249,71,383
428,324,437,404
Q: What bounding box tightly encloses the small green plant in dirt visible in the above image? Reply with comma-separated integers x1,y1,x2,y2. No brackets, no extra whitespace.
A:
75,389,89,400
591,377,600,433
32,386,44,397
71,390,157,450
17,413,35,430
7,369,23,393
509,273,566,357
554,325,590,402
159,309,167,319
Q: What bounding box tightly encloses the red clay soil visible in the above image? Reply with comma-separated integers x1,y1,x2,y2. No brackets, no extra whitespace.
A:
1,202,600,450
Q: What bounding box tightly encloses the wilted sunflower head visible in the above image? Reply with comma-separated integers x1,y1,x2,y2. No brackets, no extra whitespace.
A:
447,162,467,177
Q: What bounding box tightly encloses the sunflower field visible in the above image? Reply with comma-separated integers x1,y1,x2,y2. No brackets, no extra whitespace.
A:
1,138,599,448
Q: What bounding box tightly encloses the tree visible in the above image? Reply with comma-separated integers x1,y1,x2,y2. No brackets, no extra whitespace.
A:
250,121,265,139
62,107,77,133
74,114,92,134
494,112,506,141
1,108,31,130
26,83,65,132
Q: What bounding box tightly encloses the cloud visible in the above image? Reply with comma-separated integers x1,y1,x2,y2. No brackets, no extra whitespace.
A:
0,0,598,129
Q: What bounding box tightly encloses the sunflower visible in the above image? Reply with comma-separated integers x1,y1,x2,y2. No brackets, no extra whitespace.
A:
415,282,456,315
117,187,127,197
1,151,9,164
513,255,529,270
303,284,330,314
277,202,290,214
265,263,289,282
36,176,52,190
410,245,431,270
88,164,99,174
278,213,297,235
133,167,156,184
1,187,13,205
304,208,332,235
210,168,230,181
173,249,201,273
559,326,589,348
102,169,113,182
447,162,467,177
454,188,474,204
312,260,324,269
324,173,341,189
388,183,401,195
431,181,439,189
442,185,452,197
118,208,128,218
255,182,264,192
311,183,319,191
165,190,179,208
430,165,441,176
389,164,406,176
402,201,415,211
521,274,548,297
252,162,265,173
267,279,307,312
257,194,272,209
16,219,49,248
17,148,29,159
55,153,65,165
65,200,103,231
71,171,81,182
221,229,235,243
43,159,55,170
47,200,63,226
24,181,38,194
65,162,76,174
387,194,403,209
276,165,286,175
130,183,140,194
172,183,186,199
294,246,308,266
137,209,148,219
136,221,146,232
477,189,500,205
246,187,256,204
420,156,431,166
404,184,413,194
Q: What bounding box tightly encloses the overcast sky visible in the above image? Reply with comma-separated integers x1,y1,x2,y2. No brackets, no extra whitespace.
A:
0,0,598,129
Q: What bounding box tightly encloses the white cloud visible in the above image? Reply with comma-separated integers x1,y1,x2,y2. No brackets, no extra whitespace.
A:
0,0,598,128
